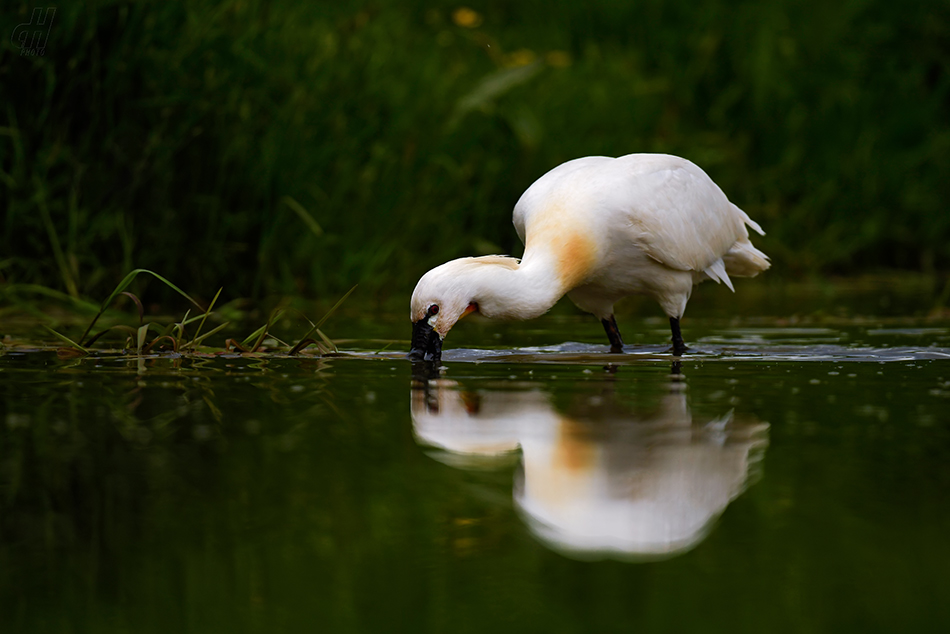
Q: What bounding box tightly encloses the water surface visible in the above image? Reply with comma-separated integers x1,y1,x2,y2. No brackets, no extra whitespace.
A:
1,316,949,632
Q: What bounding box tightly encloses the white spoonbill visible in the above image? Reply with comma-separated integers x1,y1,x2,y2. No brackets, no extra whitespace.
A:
409,153,769,362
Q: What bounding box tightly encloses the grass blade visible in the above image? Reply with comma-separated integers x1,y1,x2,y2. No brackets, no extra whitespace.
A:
289,338,314,355
35,174,79,299
172,309,191,341
282,196,323,238
225,338,251,352
373,341,395,354
186,287,222,351
105,269,202,312
239,324,268,349
239,307,286,352
313,285,357,332
190,321,230,348
42,325,89,353
290,285,356,354
136,324,150,354
143,335,179,354
120,291,144,325
252,309,285,352
315,328,337,353
84,324,137,347
80,269,203,346
0,283,98,311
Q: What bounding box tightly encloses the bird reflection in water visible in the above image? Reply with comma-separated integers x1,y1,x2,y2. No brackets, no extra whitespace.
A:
410,368,768,560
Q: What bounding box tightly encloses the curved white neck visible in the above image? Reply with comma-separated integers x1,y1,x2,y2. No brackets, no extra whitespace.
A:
471,253,565,320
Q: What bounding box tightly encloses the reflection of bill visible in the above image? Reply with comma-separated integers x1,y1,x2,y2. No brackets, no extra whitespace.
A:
411,380,768,560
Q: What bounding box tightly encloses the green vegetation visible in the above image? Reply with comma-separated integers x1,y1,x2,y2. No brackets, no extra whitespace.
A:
33,268,356,356
2,0,949,306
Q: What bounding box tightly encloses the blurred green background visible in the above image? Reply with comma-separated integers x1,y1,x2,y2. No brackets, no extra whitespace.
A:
2,0,949,305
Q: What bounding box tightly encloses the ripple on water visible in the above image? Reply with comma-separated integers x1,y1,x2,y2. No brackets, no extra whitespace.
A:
384,341,950,364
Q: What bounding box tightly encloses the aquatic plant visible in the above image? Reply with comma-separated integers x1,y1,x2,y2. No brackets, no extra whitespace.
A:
41,269,355,357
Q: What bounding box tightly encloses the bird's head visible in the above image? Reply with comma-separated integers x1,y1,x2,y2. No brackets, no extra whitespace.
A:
408,259,482,363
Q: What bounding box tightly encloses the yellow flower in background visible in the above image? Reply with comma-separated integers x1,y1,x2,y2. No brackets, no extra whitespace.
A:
505,49,537,67
545,51,572,68
452,7,483,28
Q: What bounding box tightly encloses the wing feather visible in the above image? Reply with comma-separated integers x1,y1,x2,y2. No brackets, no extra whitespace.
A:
609,156,748,274
512,154,766,281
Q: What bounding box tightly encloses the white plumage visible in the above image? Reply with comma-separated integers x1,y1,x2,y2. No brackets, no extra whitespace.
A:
411,381,769,559
409,153,769,361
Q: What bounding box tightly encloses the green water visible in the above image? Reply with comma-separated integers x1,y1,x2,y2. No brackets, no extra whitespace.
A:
2,313,950,632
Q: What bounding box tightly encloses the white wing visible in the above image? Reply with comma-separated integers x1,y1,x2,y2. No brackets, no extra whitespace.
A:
604,155,754,272
513,154,767,288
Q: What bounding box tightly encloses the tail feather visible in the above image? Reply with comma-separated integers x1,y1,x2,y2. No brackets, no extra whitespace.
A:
704,258,735,292
732,203,765,236
723,240,770,278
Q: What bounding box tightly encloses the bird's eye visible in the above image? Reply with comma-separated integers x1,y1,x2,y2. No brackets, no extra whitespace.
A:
428,304,439,316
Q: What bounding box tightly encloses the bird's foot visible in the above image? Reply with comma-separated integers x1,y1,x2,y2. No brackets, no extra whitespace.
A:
601,316,625,354
669,317,687,357
668,344,689,356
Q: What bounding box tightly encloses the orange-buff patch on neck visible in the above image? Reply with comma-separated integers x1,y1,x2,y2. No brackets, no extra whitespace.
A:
459,303,478,319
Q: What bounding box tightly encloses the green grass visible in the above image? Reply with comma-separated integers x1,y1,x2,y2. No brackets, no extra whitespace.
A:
29,269,354,357
2,0,949,307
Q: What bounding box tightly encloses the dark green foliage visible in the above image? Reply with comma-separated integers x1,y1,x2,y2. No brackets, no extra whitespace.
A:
2,0,949,304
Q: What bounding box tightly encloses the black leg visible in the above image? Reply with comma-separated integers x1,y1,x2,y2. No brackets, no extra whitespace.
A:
601,315,625,353
670,316,687,356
